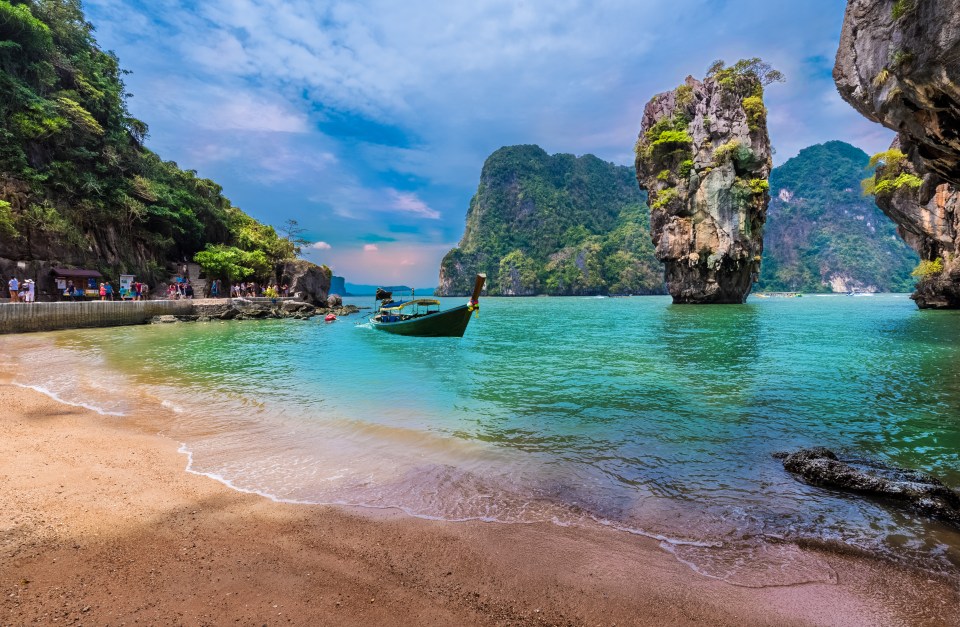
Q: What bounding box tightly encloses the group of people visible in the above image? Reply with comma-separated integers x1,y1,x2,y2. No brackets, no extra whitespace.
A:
167,281,194,299
5,273,296,303
230,282,290,298
96,281,147,301
6,276,35,303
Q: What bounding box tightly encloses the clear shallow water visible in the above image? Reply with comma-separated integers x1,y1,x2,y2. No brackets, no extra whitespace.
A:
5,294,960,585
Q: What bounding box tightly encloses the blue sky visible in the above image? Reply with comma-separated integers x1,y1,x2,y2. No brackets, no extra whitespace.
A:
85,0,892,286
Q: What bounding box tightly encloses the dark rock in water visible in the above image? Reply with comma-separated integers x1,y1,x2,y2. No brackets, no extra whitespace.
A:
219,306,240,320
326,294,343,308
780,448,960,528
151,315,179,324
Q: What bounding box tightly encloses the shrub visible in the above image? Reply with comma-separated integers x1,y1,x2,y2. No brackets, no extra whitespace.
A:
714,140,741,163
678,159,694,178
869,150,906,170
748,179,769,194
676,84,693,106
911,257,943,278
742,96,766,131
650,188,678,210
872,68,891,87
874,172,923,195
892,0,914,19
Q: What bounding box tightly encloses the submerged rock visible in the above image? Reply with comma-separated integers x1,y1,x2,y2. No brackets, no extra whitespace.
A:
634,64,775,304
779,447,960,528
834,0,960,308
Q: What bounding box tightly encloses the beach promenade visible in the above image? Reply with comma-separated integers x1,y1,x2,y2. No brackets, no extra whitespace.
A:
0,300,194,335
0,297,310,335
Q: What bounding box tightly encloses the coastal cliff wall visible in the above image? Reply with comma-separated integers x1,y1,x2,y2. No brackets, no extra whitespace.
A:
634,63,774,304
834,0,960,307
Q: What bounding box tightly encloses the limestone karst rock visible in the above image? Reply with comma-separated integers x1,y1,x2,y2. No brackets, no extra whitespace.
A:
279,259,331,306
834,0,960,308
634,65,774,304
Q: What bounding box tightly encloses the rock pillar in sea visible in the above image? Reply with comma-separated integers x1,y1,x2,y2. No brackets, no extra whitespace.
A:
634,62,775,304
834,0,960,308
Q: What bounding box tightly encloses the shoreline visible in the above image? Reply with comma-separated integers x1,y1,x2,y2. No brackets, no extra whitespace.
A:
2,377,958,625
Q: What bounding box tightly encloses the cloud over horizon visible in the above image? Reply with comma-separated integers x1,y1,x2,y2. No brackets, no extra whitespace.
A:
84,0,893,285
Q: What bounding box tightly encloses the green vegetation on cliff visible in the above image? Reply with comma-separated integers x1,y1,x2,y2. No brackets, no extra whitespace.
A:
0,0,294,282
438,145,663,296
758,141,918,292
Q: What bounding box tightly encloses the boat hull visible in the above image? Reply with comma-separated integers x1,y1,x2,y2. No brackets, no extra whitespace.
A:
371,304,475,337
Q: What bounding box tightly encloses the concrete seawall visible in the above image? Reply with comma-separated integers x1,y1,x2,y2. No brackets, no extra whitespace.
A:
0,301,195,334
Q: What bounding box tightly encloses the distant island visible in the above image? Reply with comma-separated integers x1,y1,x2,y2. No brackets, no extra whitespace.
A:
437,142,919,296
436,145,662,297
758,141,918,293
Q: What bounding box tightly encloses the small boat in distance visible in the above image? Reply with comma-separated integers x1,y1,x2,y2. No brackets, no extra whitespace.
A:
370,274,485,337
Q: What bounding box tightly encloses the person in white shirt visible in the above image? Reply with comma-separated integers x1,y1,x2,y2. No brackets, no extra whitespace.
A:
25,279,35,302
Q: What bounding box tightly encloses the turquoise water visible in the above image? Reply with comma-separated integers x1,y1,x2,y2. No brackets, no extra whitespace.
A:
7,294,960,584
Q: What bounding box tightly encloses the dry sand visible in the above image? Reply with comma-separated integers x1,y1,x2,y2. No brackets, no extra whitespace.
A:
1,380,957,626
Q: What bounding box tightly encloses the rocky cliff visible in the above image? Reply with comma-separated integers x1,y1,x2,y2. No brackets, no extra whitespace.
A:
834,0,960,308
634,60,776,304
437,145,663,296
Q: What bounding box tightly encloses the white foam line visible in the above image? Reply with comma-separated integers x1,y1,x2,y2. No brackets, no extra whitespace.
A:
13,382,125,416
177,443,314,505
174,442,729,552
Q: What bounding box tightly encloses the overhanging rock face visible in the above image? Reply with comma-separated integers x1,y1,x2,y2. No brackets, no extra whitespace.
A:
834,0,960,308
635,72,772,304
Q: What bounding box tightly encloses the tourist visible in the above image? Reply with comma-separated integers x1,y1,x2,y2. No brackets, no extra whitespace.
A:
25,279,35,303
167,284,176,299
282,283,289,297
134,281,142,301
7,275,19,303
185,282,194,299
99,282,106,301
105,282,114,301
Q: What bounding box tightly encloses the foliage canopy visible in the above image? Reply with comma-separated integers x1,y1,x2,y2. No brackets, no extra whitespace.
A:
0,0,298,283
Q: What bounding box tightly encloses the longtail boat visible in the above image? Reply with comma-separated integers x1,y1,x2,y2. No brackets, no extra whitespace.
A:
370,274,485,337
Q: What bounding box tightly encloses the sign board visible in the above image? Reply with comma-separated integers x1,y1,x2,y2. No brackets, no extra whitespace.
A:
120,274,134,299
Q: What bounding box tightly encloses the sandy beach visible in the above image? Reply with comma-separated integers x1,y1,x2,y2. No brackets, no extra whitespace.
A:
1,377,957,626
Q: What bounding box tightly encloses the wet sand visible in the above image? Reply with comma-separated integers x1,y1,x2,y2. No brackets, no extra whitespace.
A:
1,381,957,626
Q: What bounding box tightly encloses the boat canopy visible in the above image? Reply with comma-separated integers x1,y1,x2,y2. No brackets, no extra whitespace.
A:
380,298,440,312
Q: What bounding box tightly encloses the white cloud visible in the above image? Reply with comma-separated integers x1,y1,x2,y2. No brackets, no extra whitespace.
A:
388,190,440,219
312,241,332,250
363,244,379,252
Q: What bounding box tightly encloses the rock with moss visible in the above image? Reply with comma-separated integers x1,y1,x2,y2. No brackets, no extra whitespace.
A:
835,0,960,308
634,60,777,303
